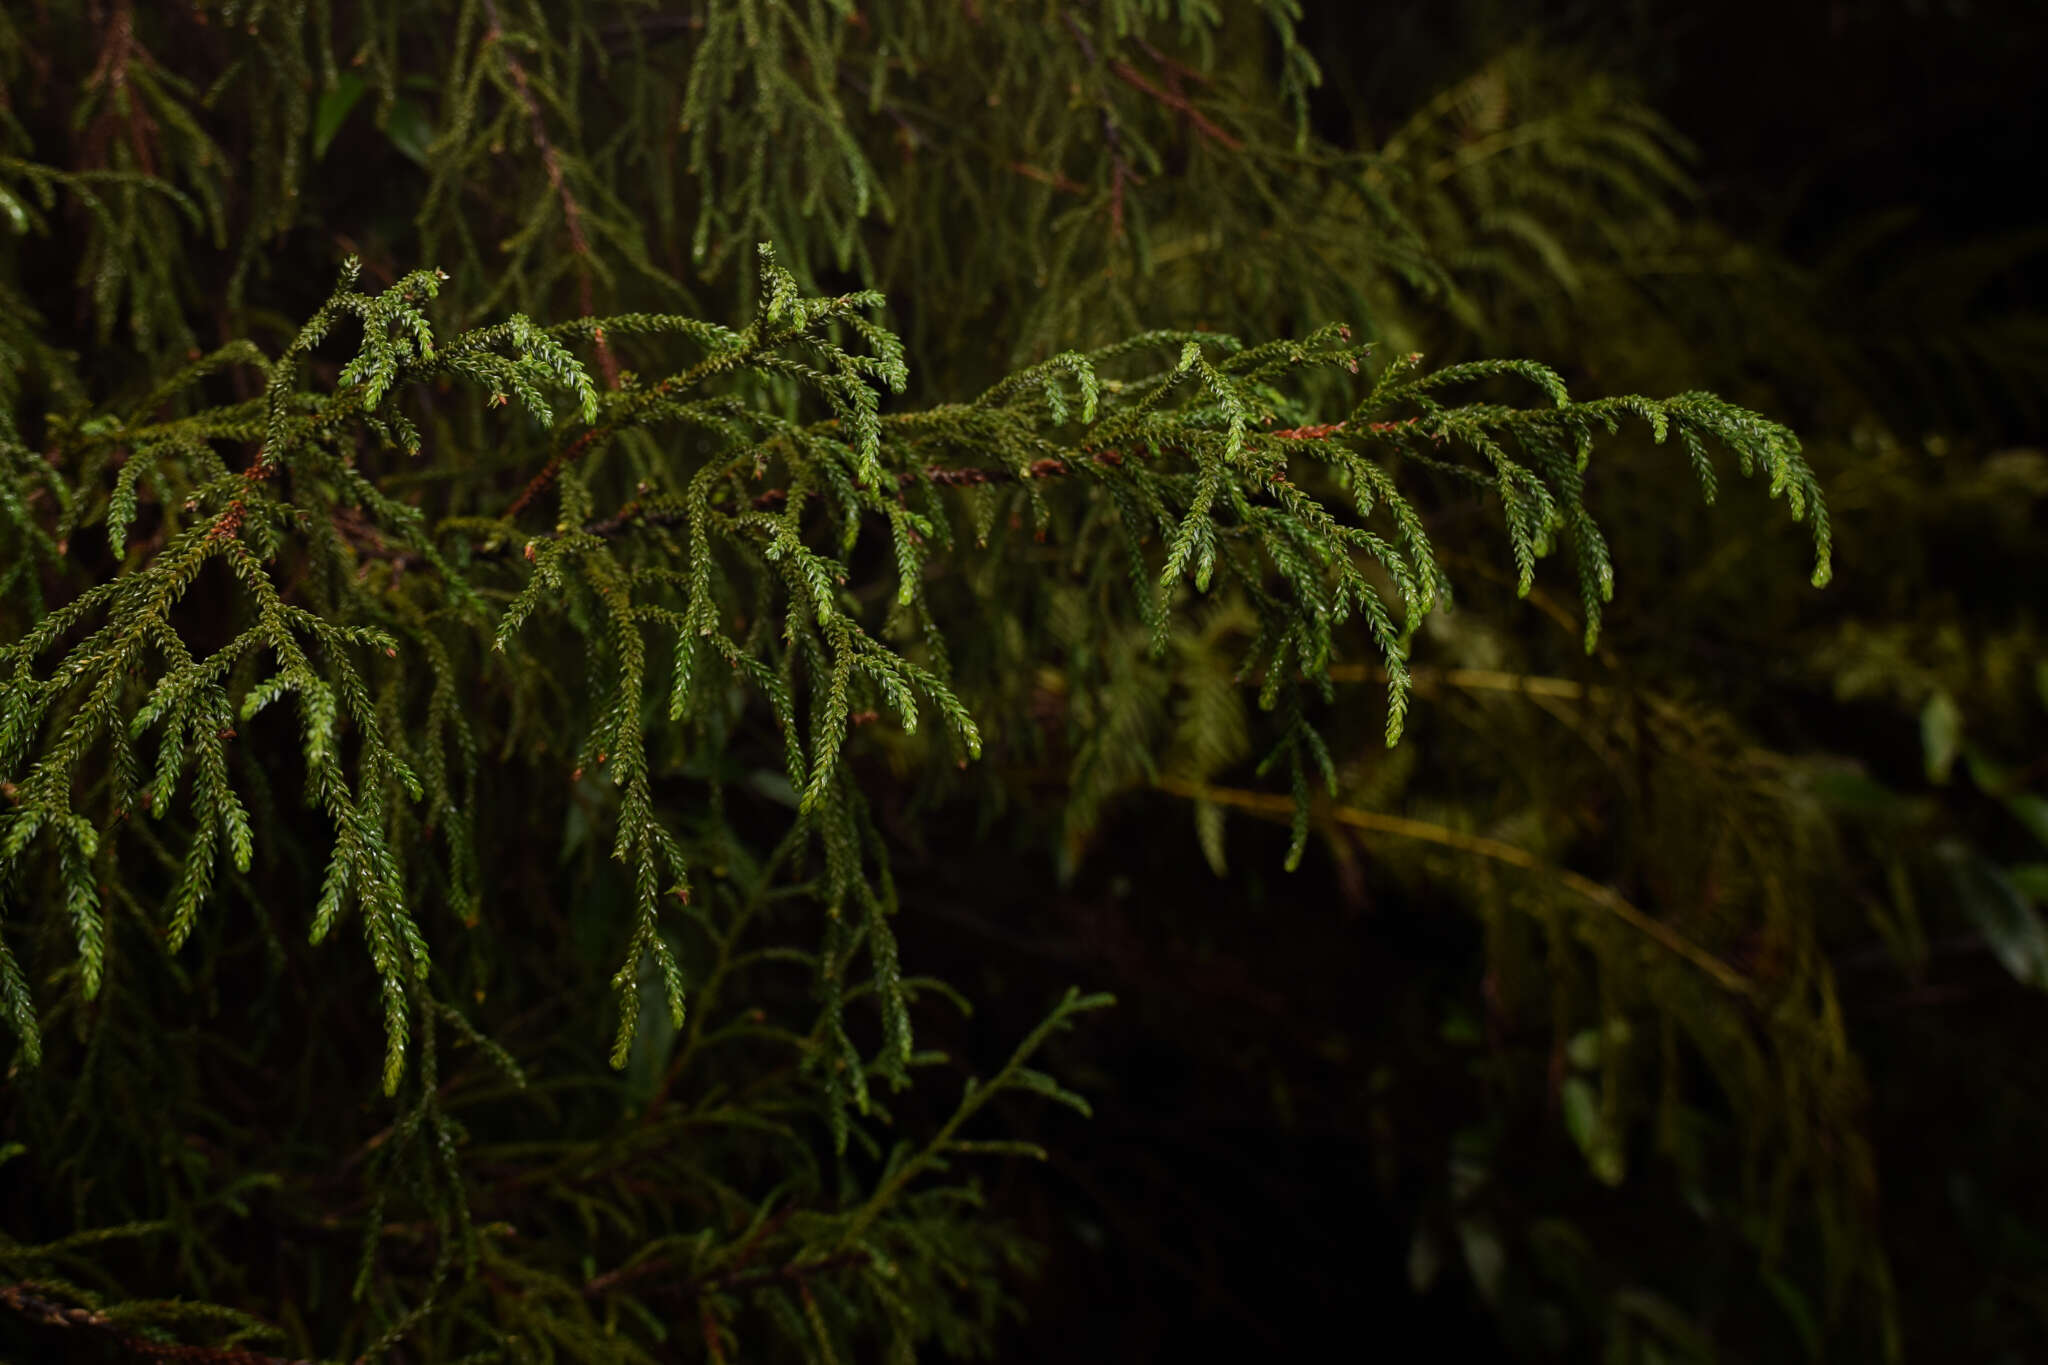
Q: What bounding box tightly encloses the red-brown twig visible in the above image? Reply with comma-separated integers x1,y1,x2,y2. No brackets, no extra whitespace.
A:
1109,59,1244,152
748,449,1128,511
568,418,1369,540
1271,421,1347,441
1008,161,1087,195
502,423,611,522
0,1282,311,1365
205,443,280,544
480,0,620,391
582,1204,871,1303
80,0,161,178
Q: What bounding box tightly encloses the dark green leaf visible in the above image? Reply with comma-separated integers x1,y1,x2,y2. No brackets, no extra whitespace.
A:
383,97,435,167
1937,840,2048,989
2005,793,2048,851
2010,864,2048,902
1921,690,1962,785
313,74,367,161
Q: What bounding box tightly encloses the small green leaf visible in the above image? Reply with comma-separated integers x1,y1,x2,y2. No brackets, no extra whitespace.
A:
1921,690,1962,785
1938,840,2048,989
1561,1077,1625,1186
2004,793,2048,851
1561,1076,1600,1149
744,768,801,810
313,74,367,160
1806,766,1924,820
1965,744,2012,793
1407,1226,1441,1293
1439,1007,1481,1046
1567,1018,1629,1069
1458,1219,1506,1304
383,97,435,167
1193,799,1227,877
1963,746,2048,847
1761,1268,1823,1361
2009,864,2048,902
0,186,29,235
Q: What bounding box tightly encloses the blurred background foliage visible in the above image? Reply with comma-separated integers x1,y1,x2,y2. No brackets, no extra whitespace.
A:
2,0,2045,1360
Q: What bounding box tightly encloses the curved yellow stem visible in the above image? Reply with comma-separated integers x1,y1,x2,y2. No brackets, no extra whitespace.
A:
1154,776,1753,996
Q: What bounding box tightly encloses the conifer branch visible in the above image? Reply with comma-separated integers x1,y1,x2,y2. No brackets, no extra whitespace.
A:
0,4,1919,1356
0,262,1831,1089
836,987,1114,1252
477,0,619,390
0,1282,306,1364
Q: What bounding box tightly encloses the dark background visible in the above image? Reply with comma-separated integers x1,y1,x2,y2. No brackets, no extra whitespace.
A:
909,3,2048,1357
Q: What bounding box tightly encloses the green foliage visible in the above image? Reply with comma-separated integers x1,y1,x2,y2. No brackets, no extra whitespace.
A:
0,1,1955,1361
0,240,1821,1046
0,235,1829,1365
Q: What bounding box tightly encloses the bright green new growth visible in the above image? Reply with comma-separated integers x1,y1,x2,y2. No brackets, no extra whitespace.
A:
0,242,1828,1100
0,3,1863,1351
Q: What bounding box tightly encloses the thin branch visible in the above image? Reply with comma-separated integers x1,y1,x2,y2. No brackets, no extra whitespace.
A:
0,1283,309,1365
1109,59,1244,152
1007,161,1087,195
1328,662,1613,703
480,0,620,389
583,1203,870,1303
502,423,610,522
1152,776,1756,995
